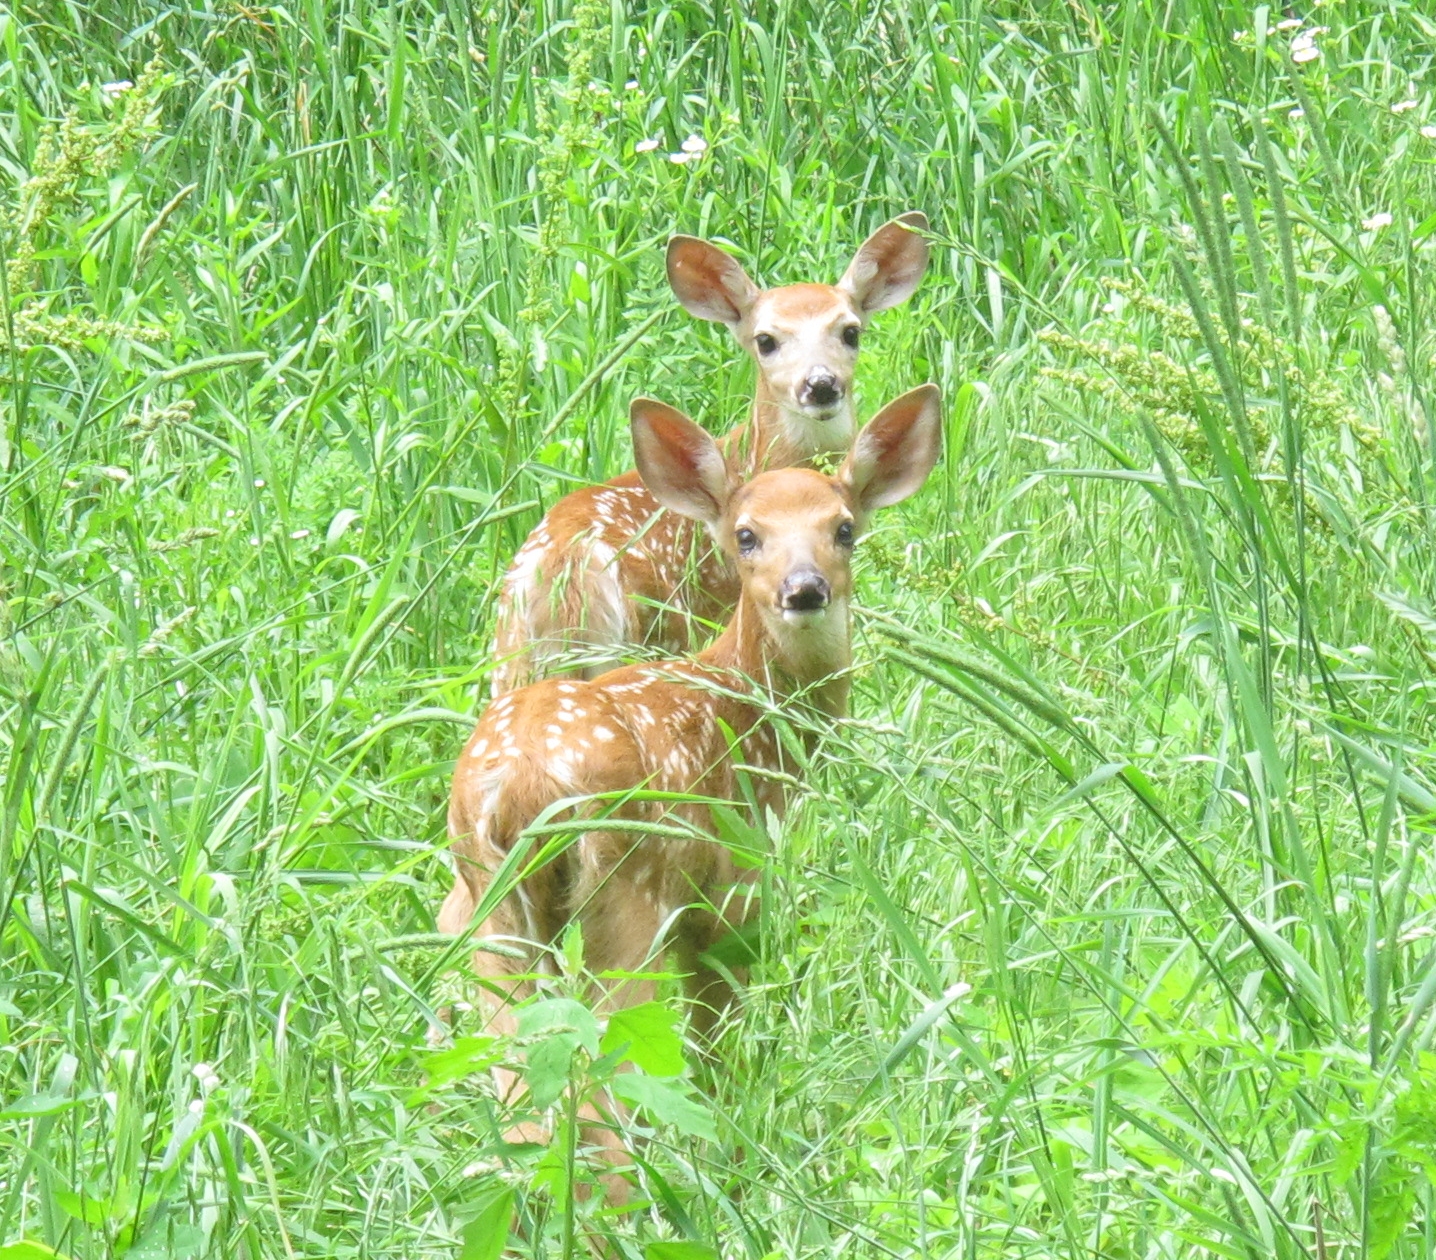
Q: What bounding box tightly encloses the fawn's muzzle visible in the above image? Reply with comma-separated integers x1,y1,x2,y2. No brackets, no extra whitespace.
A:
779,570,831,612
800,370,842,409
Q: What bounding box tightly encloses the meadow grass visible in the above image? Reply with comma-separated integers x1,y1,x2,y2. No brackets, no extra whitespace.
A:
3,1,1436,1256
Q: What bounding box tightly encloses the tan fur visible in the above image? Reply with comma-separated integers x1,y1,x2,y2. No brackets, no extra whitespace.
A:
488,214,929,695
442,386,942,1203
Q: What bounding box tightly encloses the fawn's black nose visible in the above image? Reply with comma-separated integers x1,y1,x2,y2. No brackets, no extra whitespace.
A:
779,570,831,612
802,370,841,409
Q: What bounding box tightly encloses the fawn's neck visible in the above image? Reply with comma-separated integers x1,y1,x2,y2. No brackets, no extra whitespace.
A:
719,373,856,475
699,590,852,720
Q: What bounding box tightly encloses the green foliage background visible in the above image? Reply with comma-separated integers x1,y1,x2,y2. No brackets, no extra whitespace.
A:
4,0,1436,1256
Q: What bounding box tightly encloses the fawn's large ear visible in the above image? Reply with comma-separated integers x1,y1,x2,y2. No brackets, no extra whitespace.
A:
667,236,762,325
631,398,733,527
838,384,942,514
837,212,930,316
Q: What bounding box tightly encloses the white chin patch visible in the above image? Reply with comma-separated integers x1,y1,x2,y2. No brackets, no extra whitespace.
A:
782,405,853,458
780,607,829,625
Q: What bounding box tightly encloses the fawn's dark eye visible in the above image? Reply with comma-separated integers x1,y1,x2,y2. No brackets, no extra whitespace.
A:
836,521,855,547
754,333,778,355
842,325,860,349
735,527,759,554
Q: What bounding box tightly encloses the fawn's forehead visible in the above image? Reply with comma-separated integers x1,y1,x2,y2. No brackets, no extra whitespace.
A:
731,468,851,525
751,283,858,332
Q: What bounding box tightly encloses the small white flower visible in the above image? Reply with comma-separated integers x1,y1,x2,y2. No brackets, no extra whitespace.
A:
1363,211,1393,230
289,529,310,541
1422,125,1436,139
1275,17,1302,31
253,478,265,488
1291,30,1321,63
1289,107,1305,120
1232,29,1249,41
191,1063,221,1094
634,137,659,153
248,536,260,547
1392,99,1418,113
681,134,708,154
669,151,691,164
625,79,639,91
101,80,133,98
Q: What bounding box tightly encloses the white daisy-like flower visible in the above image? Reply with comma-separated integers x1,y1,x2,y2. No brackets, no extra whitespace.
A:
1363,211,1393,230
1291,29,1323,62
1275,17,1302,31
1392,99,1418,113
669,151,690,164
1421,125,1436,139
680,135,708,154
625,79,639,90
634,137,659,153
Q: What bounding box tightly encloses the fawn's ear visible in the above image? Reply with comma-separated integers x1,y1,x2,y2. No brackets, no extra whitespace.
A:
631,398,733,527
837,212,930,316
838,384,942,514
667,236,762,325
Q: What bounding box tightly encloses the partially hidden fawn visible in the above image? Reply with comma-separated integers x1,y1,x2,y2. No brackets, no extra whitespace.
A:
488,212,930,695
440,384,943,1199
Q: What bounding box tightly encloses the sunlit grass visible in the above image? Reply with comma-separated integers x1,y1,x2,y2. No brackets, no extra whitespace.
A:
3,2,1436,1257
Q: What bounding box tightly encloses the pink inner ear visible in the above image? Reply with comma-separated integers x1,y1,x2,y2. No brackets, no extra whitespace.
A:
653,413,704,469
669,238,757,324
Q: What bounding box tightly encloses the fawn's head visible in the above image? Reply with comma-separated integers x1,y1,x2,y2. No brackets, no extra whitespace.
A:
632,385,942,675
666,215,929,459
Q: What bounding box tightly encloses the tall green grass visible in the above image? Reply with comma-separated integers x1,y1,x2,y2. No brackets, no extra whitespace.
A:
4,1,1436,1255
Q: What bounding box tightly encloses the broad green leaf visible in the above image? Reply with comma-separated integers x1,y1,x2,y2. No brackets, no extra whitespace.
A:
611,1074,717,1141
53,1190,109,1227
0,1244,74,1260
0,1094,84,1120
457,1186,513,1260
524,1035,577,1111
600,1002,686,1076
418,1036,501,1093
514,997,600,1054
123,1221,205,1259
518,998,601,1109
645,1245,719,1260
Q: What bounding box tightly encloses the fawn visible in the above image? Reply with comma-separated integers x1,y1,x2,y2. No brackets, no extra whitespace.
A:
440,383,942,1197
488,212,930,695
